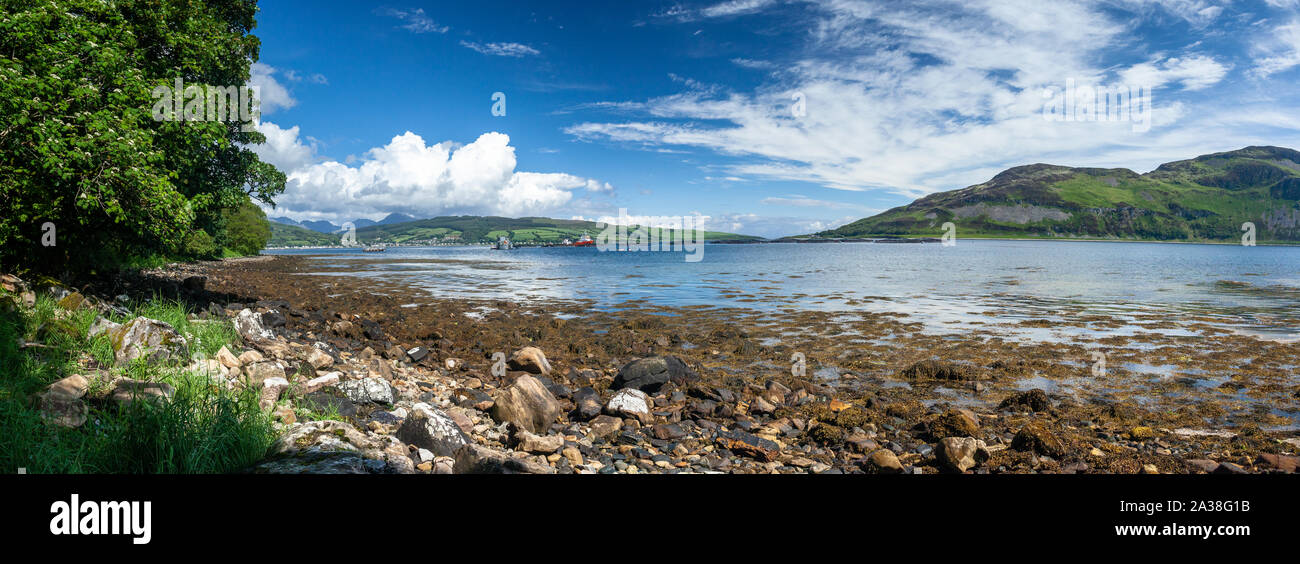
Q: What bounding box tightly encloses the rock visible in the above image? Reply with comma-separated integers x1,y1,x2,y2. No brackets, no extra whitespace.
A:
337,377,395,405
925,409,979,440
1214,462,1249,475
242,361,286,387
846,433,880,454
109,378,175,408
252,420,403,475
260,309,286,329
1011,422,1066,457
716,429,782,461
866,449,904,474
516,430,564,454
234,308,274,343
453,444,555,474
1141,463,1160,474
613,356,699,393
57,292,87,310
490,374,561,434
588,415,623,439
305,347,334,369
109,317,189,365
87,317,122,339
572,386,602,420
215,346,241,369
47,374,90,399
605,388,652,422
39,389,87,428
650,423,687,440
937,437,988,472
406,346,430,363
998,389,1051,412
396,403,470,457
1256,453,1299,473
507,346,552,375
238,350,264,364
260,377,290,409
304,372,341,393
562,446,583,467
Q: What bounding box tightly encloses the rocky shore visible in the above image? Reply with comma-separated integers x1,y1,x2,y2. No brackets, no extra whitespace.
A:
21,255,1300,474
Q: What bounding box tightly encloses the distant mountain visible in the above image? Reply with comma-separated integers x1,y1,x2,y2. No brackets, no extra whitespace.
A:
269,212,421,233
377,213,416,225
353,215,763,245
816,146,1300,243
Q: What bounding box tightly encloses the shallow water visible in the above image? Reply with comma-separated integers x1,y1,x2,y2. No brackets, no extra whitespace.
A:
270,240,1300,342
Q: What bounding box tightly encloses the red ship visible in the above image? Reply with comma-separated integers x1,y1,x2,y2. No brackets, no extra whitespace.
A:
572,232,595,247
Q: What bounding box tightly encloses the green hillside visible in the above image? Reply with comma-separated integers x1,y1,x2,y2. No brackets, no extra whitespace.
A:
817,146,1300,243
268,215,762,247
353,215,761,244
269,222,340,247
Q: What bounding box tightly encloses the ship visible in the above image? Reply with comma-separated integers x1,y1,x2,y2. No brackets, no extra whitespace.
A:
492,236,513,250
572,232,595,247
363,244,386,252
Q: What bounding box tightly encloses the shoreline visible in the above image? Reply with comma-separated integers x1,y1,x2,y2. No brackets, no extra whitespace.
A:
114,254,1300,474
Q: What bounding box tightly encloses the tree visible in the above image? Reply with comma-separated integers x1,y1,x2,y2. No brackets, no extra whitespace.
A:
219,197,270,256
0,0,284,276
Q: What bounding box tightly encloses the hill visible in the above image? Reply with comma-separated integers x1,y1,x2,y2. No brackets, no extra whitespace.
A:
267,215,762,247
353,216,761,244
817,146,1300,243
268,222,340,247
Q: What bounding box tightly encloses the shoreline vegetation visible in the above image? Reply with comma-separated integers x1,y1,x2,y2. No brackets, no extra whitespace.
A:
5,254,1296,475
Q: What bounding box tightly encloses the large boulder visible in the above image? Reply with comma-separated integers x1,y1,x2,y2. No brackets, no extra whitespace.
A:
490,374,561,434
337,378,395,405
233,308,275,344
613,356,699,393
1011,422,1066,457
572,387,602,421
396,403,471,457
453,444,555,474
38,375,91,428
604,388,651,422
108,317,189,366
506,346,552,375
253,420,411,474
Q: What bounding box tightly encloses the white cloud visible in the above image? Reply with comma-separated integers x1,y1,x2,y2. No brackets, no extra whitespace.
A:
381,8,448,34
248,63,295,115
1118,55,1230,90
701,0,776,18
255,126,613,223
1252,19,1300,77
460,41,540,57
565,0,1300,200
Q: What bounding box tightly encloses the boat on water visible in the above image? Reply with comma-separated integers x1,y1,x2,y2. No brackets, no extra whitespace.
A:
572,232,595,247
363,245,386,252
492,236,513,250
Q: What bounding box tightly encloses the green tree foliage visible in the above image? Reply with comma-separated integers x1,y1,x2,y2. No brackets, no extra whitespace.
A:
218,197,270,256
0,0,284,275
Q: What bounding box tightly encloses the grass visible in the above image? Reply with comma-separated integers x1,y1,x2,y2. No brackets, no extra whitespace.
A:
0,292,277,473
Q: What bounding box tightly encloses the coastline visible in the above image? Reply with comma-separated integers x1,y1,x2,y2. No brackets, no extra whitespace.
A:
109,253,1300,474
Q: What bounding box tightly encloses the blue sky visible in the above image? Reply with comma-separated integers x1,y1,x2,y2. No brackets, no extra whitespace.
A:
248,0,1300,238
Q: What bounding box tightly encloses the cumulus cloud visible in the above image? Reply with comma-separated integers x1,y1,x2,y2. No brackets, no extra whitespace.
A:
248,63,295,114
460,41,541,57
254,125,613,223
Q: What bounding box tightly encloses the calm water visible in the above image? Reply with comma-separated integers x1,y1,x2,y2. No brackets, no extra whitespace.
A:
268,240,1300,341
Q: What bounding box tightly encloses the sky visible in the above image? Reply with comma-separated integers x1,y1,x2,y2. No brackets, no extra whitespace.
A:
247,0,1300,238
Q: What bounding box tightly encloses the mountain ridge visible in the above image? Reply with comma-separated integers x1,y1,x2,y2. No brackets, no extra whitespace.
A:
817,146,1300,242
